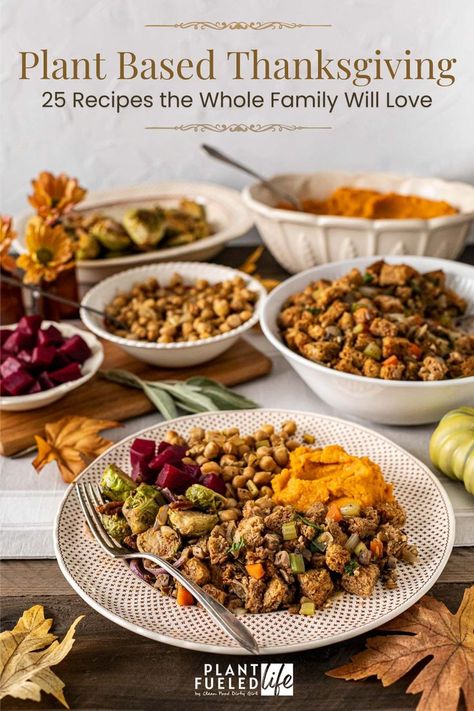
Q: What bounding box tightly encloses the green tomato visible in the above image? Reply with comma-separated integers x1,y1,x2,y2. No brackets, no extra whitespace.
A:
429,407,474,495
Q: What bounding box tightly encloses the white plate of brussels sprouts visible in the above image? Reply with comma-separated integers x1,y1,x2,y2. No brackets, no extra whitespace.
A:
15,182,253,285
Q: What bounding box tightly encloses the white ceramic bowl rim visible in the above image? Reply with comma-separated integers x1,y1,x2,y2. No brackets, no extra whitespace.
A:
80,262,266,350
261,255,474,389
0,321,104,405
242,171,474,227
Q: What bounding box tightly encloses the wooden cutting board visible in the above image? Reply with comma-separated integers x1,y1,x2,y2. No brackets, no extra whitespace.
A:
0,338,272,457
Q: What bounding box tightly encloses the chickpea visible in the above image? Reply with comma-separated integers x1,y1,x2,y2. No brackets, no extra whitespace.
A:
200,461,222,475
223,441,237,455
260,486,273,497
274,446,289,467
256,446,272,457
189,427,205,440
237,488,252,502
261,424,275,435
286,439,300,451
259,456,276,472
203,441,220,459
219,509,240,522
226,314,241,329
283,420,297,436
220,454,237,467
253,471,272,486
196,455,209,466
232,474,248,489
224,498,238,508
222,466,240,481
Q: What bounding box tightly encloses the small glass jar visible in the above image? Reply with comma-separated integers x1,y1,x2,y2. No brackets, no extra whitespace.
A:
33,268,79,320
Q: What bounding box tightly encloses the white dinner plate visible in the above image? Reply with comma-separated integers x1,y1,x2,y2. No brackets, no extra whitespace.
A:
16,181,253,285
54,409,455,655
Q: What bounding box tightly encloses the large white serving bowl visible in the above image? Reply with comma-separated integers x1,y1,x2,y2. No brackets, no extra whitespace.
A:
16,182,253,285
80,262,266,368
261,256,474,425
242,171,474,273
0,321,103,412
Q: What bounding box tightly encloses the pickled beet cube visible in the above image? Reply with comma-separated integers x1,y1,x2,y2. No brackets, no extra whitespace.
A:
18,315,42,337
200,473,226,496
0,380,7,395
0,347,10,363
0,330,11,345
58,334,91,364
17,350,32,366
39,371,55,390
3,329,34,354
182,463,202,482
130,438,156,482
51,352,69,369
0,356,23,379
37,325,64,347
156,463,196,493
49,362,82,383
27,381,42,394
31,345,56,369
149,444,187,471
2,369,35,395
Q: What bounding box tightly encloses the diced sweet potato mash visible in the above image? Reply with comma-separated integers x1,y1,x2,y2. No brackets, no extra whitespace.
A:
271,444,393,511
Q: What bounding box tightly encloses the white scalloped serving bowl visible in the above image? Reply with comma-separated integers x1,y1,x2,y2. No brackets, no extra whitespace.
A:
80,262,266,368
242,171,474,273
261,256,474,425
54,409,455,655
0,321,103,411
15,182,254,285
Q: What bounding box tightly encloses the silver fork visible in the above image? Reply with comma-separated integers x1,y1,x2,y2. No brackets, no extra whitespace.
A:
76,481,259,654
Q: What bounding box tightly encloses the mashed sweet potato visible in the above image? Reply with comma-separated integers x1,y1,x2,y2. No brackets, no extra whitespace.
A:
281,186,457,220
271,444,393,512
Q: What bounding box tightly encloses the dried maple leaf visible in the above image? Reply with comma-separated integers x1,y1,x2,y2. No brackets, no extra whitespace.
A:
33,415,121,483
0,604,83,708
327,587,474,711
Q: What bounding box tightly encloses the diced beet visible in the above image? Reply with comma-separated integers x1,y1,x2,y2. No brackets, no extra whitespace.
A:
37,325,64,347
31,345,56,369
27,381,42,394
130,438,156,482
3,329,34,354
182,463,202,482
0,347,8,363
17,350,32,366
2,369,35,395
51,352,69,369
58,334,91,364
200,473,227,496
156,463,196,494
17,315,42,337
149,444,187,471
39,371,55,390
0,356,23,379
0,329,12,346
49,362,82,384
157,441,172,454
0,380,6,395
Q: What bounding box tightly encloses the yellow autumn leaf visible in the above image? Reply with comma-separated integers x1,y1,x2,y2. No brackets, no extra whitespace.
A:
33,415,121,483
0,605,83,708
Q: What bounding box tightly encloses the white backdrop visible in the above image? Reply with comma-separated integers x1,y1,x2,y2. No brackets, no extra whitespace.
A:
1,0,474,223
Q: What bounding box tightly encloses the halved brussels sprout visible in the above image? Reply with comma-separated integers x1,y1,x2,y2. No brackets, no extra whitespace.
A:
123,208,166,248
90,217,131,251
137,525,181,559
100,464,137,502
75,230,101,260
168,509,218,537
101,513,131,543
179,199,206,221
185,484,226,512
122,483,164,534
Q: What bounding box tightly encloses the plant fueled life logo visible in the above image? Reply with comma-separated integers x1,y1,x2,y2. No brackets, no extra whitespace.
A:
194,663,294,697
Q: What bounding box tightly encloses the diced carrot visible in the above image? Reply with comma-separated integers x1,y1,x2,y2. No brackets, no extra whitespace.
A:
176,585,194,606
326,502,343,522
246,563,265,580
382,355,399,367
408,343,422,360
370,539,384,559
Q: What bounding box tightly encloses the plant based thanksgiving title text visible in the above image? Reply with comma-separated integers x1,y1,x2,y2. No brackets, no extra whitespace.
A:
18,49,458,116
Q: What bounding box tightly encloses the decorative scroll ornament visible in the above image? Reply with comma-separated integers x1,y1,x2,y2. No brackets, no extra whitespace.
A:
145,21,331,30
146,123,331,132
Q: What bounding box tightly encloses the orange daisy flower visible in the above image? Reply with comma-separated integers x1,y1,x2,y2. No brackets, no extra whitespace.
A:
0,215,18,273
28,171,87,223
16,217,75,284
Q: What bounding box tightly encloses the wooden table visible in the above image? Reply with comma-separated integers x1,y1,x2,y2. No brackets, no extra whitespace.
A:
2,245,474,711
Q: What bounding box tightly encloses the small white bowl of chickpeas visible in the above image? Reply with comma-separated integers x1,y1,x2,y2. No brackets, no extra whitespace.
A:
80,262,266,367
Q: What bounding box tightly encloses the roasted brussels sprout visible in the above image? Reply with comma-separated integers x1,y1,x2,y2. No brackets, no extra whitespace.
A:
90,217,131,251
137,525,181,559
101,513,131,542
75,230,101,260
122,483,164,534
168,509,218,537
100,464,137,502
123,208,166,248
179,199,206,221
185,484,226,512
